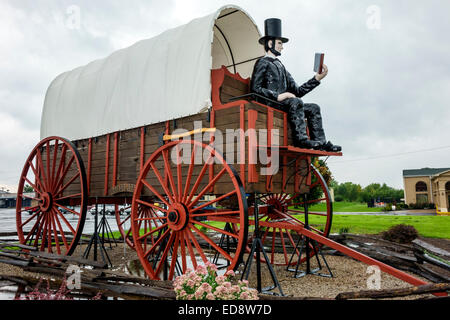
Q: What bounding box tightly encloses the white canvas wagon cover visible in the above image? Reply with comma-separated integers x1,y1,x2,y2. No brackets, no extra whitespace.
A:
40,5,263,141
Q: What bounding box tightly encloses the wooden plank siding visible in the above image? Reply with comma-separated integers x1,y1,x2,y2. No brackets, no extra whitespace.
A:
40,67,310,202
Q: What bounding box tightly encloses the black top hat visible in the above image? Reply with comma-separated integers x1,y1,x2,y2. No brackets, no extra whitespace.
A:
258,18,289,45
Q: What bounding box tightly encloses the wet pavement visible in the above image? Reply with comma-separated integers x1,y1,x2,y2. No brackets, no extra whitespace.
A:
333,210,437,216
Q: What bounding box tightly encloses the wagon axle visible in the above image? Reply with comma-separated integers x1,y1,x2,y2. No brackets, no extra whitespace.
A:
38,192,53,212
166,203,190,231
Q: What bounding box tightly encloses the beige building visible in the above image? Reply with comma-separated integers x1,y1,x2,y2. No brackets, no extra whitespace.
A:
403,167,450,215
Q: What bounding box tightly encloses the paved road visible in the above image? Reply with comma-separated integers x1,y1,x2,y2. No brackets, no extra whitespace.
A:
0,208,120,235
333,210,437,216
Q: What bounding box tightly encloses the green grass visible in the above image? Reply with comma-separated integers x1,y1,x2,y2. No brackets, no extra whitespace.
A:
100,209,450,241
306,201,384,212
306,214,450,239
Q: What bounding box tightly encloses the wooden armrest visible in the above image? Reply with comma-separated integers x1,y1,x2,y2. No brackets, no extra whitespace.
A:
228,93,283,110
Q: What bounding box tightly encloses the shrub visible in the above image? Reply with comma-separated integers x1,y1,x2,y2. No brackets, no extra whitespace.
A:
338,227,350,234
396,203,408,210
173,262,258,300
408,202,435,210
381,224,419,244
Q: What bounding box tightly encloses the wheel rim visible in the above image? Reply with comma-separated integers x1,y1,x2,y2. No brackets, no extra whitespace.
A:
16,136,87,255
115,203,159,250
131,140,248,280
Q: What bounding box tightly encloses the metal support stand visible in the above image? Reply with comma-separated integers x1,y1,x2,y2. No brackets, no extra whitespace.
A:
213,223,237,268
82,203,115,267
241,193,284,296
287,193,333,278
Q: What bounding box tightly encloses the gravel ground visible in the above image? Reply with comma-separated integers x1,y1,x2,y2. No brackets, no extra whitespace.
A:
0,240,436,300
238,254,433,299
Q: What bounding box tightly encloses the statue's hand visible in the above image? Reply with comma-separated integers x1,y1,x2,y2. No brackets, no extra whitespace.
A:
315,64,328,81
277,92,296,102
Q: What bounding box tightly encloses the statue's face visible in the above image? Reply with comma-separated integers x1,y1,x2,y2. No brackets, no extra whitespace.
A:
268,39,284,54
274,39,284,53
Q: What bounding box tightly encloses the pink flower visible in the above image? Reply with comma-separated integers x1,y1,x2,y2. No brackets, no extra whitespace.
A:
215,275,226,284
187,279,195,288
195,288,204,299
225,270,235,277
240,291,249,299
201,283,212,293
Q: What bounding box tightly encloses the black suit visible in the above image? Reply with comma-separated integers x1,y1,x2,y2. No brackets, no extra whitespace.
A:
250,56,326,144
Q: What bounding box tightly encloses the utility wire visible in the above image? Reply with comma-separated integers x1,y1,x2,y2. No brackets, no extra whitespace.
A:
328,145,450,164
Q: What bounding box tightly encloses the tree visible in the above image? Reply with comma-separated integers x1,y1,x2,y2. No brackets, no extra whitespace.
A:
335,182,362,202
24,184,34,193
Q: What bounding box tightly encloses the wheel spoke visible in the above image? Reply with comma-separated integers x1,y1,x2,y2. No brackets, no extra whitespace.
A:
154,231,176,277
168,233,180,279
185,152,213,205
187,167,227,209
182,144,197,202
23,177,42,196
52,208,69,251
190,190,237,213
191,220,239,239
50,140,59,191
52,154,75,194
136,199,168,213
191,224,233,262
55,209,77,235
184,230,198,270
50,213,61,255
24,213,44,244
20,210,41,228
176,144,183,203
179,231,187,272
141,179,170,207
118,213,132,227
138,223,168,241
54,193,82,202
190,210,239,218
278,228,288,264
186,227,207,264
46,141,51,191
162,149,179,202
40,214,49,251
27,161,45,194
36,148,49,191
54,172,79,198
54,202,81,217
52,144,67,191
143,228,170,259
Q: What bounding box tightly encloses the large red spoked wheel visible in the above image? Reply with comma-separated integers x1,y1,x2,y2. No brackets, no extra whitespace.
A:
16,136,88,255
252,164,333,265
131,140,248,280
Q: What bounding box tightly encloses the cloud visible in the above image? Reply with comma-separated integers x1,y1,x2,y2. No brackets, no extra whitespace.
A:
0,0,449,192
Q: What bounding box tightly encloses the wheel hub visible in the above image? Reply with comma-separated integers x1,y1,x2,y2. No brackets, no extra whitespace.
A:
266,198,287,219
166,203,189,231
39,192,53,212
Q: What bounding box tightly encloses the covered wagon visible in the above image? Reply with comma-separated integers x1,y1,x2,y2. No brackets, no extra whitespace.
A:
16,5,342,280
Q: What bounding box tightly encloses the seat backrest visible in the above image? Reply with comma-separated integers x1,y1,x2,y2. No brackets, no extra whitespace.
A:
211,66,250,106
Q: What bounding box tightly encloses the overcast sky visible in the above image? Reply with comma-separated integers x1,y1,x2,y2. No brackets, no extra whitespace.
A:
1,0,449,192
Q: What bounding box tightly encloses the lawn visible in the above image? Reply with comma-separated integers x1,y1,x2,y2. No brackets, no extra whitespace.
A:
306,214,450,239
307,201,384,213
100,204,450,241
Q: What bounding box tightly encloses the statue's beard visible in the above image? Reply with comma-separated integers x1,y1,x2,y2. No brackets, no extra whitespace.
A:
269,47,281,57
